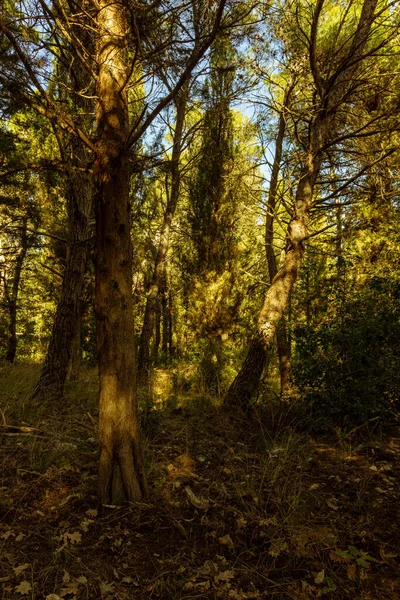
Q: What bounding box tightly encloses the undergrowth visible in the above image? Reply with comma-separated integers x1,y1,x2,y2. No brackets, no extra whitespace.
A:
0,363,399,599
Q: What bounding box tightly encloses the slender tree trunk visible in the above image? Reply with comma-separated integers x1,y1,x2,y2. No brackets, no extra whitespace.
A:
5,216,28,363
161,276,168,357
224,244,304,409
168,286,174,358
68,307,82,381
224,0,378,410
95,0,147,504
137,84,188,385
31,18,93,401
31,181,92,400
265,81,293,395
154,299,161,363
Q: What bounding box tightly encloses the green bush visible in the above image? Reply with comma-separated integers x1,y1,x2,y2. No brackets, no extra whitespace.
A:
292,278,400,426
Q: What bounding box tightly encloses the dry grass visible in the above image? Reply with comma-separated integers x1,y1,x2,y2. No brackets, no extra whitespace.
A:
0,363,400,599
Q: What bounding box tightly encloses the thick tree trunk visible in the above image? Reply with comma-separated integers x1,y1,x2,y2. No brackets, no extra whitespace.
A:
95,0,147,504
137,85,188,385
5,216,28,363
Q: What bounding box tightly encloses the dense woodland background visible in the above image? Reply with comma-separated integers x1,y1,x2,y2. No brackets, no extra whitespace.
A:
0,0,400,598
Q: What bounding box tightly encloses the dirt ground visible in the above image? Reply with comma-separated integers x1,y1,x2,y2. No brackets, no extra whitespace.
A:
1,366,400,599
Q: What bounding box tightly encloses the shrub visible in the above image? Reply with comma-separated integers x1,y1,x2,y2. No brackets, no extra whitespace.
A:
292,278,400,426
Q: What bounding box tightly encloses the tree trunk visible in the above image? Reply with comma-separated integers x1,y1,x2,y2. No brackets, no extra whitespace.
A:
154,298,161,363
95,0,147,504
265,80,294,395
168,286,174,358
224,0,378,410
30,17,93,401
5,216,28,363
224,245,303,409
31,191,92,400
161,274,169,358
137,84,188,385
68,307,82,381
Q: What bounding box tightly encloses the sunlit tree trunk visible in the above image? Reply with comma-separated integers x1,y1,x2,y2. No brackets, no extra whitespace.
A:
265,81,294,395
95,0,147,504
225,0,378,411
137,85,188,385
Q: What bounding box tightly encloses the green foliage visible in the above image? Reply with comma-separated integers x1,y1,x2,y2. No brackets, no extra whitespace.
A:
293,278,400,426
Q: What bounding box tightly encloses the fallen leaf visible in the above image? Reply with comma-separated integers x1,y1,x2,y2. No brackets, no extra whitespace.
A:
184,486,210,509
218,534,234,549
85,509,98,518
379,546,398,561
46,595,63,600
215,569,235,583
14,564,30,577
63,572,71,584
15,581,32,595
314,570,325,584
80,518,93,532
326,498,339,511
15,533,25,542
99,582,114,594
64,532,82,544
347,564,357,580
268,538,288,557
60,582,79,597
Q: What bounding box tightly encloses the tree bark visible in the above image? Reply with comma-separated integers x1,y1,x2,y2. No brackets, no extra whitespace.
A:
30,12,93,401
4,216,28,363
68,307,83,381
168,285,174,358
31,174,92,400
154,298,161,363
137,84,188,385
224,245,303,408
265,80,294,395
95,0,148,504
161,273,169,358
225,0,378,410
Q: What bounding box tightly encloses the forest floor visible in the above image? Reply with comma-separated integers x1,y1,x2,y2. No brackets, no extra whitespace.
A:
0,363,400,600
